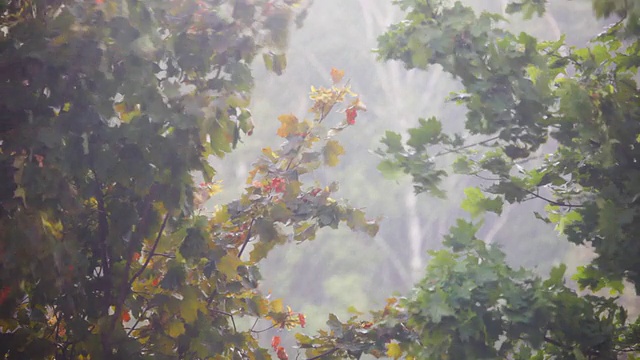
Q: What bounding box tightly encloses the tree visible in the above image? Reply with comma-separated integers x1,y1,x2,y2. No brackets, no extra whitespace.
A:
0,1,377,358
295,0,640,359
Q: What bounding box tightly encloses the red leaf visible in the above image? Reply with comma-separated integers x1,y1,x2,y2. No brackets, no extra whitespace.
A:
298,313,306,328
271,335,281,351
276,346,289,360
271,178,286,193
346,108,357,125
132,252,141,261
0,286,11,305
152,277,160,286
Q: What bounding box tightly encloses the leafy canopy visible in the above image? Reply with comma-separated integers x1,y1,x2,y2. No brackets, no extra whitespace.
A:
295,0,640,359
0,1,377,359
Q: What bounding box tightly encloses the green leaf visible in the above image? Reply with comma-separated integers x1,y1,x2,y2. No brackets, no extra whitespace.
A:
443,219,480,252
406,117,442,151
381,131,404,154
377,159,403,179
461,187,503,217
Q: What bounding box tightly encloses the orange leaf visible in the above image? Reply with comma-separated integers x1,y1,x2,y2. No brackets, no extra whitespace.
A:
276,114,299,138
121,310,131,322
152,277,160,286
132,252,141,261
330,68,345,84
298,313,306,328
271,335,281,351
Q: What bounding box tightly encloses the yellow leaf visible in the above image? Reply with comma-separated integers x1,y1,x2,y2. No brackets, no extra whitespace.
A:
276,114,299,138
386,342,402,359
63,102,72,112
262,147,279,161
120,108,141,123
205,181,223,196
167,320,185,337
217,254,242,278
13,187,26,207
322,140,345,167
270,298,284,313
180,286,200,324
51,35,67,46
41,213,63,240
211,205,230,225
330,67,345,84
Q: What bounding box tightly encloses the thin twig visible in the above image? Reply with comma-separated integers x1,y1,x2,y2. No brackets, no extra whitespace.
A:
250,323,278,334
211,308,237,333
471,173,585,208
129,212,170,286
434,135,500,158
126,302,154,337
521,188,585,208
237,218,256,258
250,317,260,332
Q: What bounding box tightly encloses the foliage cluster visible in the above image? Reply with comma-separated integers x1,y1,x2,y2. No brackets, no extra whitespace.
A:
2,0,640,359
0,1,373,358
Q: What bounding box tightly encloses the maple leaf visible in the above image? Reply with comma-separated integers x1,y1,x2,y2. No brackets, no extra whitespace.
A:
271,335,281,351
323,140,345,167
330,67,345,84
276,114,299,137
276,346,289,360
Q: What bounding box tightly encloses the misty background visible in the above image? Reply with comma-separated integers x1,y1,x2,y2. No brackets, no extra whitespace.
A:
206,0,611,339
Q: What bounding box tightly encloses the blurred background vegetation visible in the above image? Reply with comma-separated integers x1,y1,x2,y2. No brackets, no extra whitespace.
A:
204,0,621,341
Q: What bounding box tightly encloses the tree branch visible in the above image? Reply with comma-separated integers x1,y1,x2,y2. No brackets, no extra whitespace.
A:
307,348,338,360
544,336,571,350
91,170,111,282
